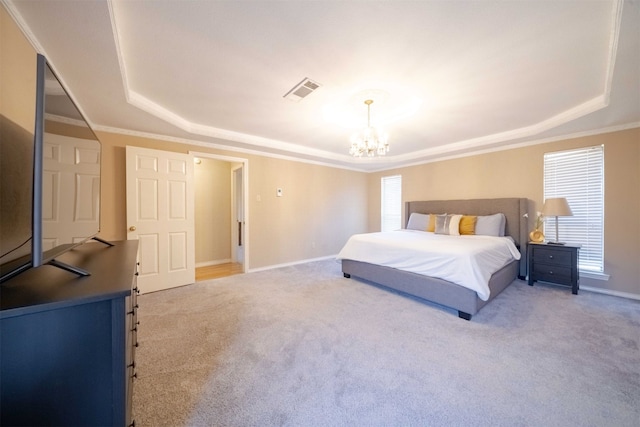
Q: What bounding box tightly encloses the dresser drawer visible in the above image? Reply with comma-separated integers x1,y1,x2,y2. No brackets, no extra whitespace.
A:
532,263,573,285
533,247,572,266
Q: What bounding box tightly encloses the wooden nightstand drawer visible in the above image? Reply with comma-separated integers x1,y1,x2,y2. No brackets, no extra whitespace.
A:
533,248,572,266
532,263,572,285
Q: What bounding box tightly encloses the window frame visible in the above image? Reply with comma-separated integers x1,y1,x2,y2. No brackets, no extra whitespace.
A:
543,145,605,275
381,175,402,232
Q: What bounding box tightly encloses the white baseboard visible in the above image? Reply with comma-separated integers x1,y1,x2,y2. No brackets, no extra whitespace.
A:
248,255,337,273
196,259,232,268
580,285,640,301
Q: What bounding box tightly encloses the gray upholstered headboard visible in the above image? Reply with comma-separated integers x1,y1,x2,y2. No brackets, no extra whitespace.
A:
405,198,528,278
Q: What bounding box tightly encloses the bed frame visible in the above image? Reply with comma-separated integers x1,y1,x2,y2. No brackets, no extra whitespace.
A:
342,198,528,320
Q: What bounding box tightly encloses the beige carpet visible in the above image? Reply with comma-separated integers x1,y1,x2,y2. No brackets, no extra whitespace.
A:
132,260,640,426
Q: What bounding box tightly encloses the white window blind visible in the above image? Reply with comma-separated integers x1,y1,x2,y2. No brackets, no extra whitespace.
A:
543,145,604,272
381,175,402,232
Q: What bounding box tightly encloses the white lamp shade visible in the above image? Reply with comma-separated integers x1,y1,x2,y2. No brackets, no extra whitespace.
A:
542,198,573,217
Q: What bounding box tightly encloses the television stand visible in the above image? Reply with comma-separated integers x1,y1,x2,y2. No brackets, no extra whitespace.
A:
46,238,115,277
48,258,90,277
92,236,115,247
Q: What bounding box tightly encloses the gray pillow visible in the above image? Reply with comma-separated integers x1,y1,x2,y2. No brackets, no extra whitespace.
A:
406,213,429,231
475,213,506,237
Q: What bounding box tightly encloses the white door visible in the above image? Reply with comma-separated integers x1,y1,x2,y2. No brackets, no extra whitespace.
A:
42,133,101,251
126,146,195,293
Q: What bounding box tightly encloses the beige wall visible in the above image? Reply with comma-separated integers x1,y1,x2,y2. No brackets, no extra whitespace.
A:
1,5,36,129
95,131,369,270
1,5,37,258
249,156,368,267
368,128,640,295
194,157,232,265
45,119,97,140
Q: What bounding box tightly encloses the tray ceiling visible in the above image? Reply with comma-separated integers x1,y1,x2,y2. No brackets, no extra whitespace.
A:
5,0,639,171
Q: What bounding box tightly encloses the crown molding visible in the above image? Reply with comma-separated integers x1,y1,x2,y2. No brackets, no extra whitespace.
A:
367,121,640,173
94,121,639,174
91,124,369,172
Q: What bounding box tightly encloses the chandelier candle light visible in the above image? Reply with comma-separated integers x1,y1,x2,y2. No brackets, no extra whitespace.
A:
349,99,389,157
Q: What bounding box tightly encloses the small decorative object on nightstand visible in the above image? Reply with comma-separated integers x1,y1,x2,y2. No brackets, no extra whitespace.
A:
529,229,544,243
528,242,580,294
529,211,545,243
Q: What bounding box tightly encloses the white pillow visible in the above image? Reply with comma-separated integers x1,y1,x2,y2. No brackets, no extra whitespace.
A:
475,213,506,237
406,213,429,231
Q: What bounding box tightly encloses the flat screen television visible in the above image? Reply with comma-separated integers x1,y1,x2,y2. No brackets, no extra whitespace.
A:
1,54,105,283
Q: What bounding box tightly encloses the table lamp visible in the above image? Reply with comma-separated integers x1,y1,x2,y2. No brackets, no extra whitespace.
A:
542,197,573,244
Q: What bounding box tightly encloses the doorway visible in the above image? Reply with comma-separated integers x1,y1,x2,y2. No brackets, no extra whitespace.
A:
191,151,248,281
232,165,245,265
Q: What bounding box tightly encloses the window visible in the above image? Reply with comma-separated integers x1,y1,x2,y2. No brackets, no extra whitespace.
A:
381,175,402,232
543,145,604,273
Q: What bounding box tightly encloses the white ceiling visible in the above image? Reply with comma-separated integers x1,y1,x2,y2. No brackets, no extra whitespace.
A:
5,0,640,171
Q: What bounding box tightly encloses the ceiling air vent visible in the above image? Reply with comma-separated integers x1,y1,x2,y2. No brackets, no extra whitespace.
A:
283,78,321,102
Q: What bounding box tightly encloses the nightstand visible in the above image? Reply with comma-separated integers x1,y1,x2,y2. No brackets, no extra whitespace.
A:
528,242,580,294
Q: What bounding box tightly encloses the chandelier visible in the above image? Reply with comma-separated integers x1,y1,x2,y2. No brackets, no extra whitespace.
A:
349,99,389,157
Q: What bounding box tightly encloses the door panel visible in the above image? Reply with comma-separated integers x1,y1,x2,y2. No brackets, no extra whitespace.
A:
137,179,158,220
138,234,159,276
168,180,186,219
168,232,187,271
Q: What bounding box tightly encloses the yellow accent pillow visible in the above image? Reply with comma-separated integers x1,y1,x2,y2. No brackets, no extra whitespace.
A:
427,214,437,232
459,215,477,235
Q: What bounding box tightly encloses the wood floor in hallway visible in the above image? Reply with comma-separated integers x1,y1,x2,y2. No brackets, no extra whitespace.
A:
196,263,243,281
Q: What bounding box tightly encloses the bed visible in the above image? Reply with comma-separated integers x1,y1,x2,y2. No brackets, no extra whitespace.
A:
339,198,528,320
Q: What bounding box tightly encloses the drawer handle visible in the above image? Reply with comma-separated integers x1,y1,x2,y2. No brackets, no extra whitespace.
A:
549,271,553,275
548,255,554,259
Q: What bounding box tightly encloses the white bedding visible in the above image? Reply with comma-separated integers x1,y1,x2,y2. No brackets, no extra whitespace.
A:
336,230,521,301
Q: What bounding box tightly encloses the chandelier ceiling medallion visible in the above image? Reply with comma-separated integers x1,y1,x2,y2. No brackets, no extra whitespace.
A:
349,99,389,158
